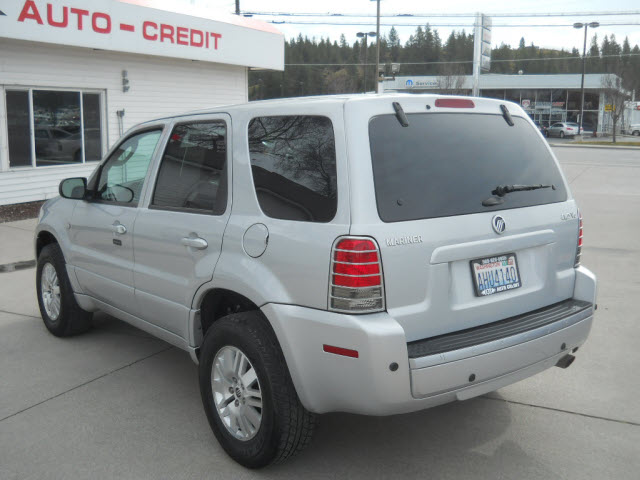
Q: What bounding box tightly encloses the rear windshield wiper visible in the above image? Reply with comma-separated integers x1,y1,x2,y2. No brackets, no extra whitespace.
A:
492,184,555,197
392,102,409,127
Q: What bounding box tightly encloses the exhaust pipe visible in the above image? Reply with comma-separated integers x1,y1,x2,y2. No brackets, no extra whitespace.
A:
556,354,576,369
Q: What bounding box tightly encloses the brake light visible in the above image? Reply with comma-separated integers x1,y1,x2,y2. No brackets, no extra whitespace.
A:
434,98,475,108
567,127,574,131
329,237,385,313
575,211,583,267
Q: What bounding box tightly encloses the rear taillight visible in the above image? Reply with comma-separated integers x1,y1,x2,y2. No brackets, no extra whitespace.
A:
329,237,385,313
567,127,574,131
575,211,583,267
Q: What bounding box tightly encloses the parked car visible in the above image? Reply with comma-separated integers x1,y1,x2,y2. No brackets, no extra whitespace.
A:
534,121,548,136
546,122,583,138
628,124,640,136
35,94,597,468
34,127,82,164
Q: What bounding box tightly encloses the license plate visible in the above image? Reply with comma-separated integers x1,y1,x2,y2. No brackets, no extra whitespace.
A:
470,253,521,297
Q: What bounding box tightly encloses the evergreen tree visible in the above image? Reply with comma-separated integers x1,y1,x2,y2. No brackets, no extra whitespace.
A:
248,27,640,100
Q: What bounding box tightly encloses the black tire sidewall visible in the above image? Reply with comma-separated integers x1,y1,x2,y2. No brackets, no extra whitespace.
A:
199,316,280,468
36,244,76,336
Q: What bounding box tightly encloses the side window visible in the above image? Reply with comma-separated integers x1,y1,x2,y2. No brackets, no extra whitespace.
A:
152,121,227,214
248,115,337,223
96,129,162,205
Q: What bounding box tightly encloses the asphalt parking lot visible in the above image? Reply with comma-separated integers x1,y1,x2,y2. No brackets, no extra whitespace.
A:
1,146,639,479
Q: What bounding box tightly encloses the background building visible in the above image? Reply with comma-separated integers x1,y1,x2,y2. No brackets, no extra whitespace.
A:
0,0,283,206
383,73,629,134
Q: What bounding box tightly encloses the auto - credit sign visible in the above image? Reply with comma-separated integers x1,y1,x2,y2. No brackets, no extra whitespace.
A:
0,0,284,70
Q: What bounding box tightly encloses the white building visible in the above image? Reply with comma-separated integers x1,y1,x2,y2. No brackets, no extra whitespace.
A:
383,73,628,135
0,0,283,206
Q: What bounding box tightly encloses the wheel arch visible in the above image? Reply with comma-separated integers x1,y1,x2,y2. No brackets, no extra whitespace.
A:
36,230,59,259
192,288,276,352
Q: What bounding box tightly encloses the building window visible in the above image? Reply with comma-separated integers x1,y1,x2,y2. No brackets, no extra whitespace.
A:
5,89,104,168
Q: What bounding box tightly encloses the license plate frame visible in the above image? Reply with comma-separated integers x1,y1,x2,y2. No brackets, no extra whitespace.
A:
470,253,522,297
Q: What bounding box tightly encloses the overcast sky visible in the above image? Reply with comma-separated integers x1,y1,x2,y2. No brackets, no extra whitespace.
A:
180,0,640,53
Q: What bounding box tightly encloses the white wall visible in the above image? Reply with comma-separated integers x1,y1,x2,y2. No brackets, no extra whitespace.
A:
0,38,248,206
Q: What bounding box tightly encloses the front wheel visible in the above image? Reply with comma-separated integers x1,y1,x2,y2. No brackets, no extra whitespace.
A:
633,130,640,136
560,131,565,138
36,243,92,336
199,311,316,468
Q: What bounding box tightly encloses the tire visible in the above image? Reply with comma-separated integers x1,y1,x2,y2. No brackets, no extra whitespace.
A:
36,243,92,337
559,131,565,138
198,311,316,468
633,130,640,137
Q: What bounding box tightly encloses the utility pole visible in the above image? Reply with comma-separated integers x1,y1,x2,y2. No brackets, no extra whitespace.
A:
573,21,599,134
472,13,481,96
235,0,240,15
375,0,381,93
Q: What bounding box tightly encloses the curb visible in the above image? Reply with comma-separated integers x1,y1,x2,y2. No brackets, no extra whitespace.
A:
549,143,640,151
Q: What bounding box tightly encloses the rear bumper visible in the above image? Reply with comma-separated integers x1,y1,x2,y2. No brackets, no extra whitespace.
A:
264,266,596,416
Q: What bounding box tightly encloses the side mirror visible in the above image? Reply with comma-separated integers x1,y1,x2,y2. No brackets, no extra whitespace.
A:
59,177,87,200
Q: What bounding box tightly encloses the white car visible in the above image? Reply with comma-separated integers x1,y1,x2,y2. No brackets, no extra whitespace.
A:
628,124,640,136
546,122,583,138
36,94,596,468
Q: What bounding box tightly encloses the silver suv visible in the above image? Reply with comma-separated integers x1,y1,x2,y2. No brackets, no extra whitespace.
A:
35,94,597,468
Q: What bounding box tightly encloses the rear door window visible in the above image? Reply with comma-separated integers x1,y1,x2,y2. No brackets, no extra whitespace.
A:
369,113,568,223
152,121,228,214
248,115,337,222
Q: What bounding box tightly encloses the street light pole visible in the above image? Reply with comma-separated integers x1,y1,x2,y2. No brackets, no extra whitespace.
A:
357,32,377,93
574,21,599,134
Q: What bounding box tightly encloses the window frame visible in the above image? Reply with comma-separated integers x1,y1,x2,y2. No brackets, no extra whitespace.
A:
149,119,230,216
3,86,107,170
247,114,339,224
90,127,165,208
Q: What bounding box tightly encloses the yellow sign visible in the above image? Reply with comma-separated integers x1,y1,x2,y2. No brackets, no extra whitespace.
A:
604,104,615,112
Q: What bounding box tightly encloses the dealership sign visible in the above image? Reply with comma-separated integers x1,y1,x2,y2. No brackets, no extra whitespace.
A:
0,0,284,69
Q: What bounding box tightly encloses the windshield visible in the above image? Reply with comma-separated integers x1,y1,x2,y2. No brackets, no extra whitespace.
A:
369,113,568,223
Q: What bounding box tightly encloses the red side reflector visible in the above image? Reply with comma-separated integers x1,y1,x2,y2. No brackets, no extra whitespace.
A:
323,344,359,358
434,98,475,108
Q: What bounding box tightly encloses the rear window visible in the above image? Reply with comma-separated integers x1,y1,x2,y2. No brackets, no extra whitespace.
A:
369,113,568,223
248,115,337,223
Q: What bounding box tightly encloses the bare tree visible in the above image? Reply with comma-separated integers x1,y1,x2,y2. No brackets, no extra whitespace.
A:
601,74,630,143
436,64,466,95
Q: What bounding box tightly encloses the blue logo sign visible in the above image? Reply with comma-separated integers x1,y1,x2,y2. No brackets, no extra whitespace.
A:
405,79,414,87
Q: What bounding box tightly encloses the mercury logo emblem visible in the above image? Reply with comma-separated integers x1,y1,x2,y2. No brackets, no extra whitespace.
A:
492,215,506,234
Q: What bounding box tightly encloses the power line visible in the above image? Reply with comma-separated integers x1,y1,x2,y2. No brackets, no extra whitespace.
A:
242,10,640,19
267,20,640,28
283,53,640,67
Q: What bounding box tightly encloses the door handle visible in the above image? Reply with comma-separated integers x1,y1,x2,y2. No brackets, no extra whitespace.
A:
111,222,127,235
181,236,208,250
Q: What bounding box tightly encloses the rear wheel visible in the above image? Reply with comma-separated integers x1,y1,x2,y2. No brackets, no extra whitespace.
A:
36,243,92,336
559,131,565,138
198,311,315,468
633,130,640,136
